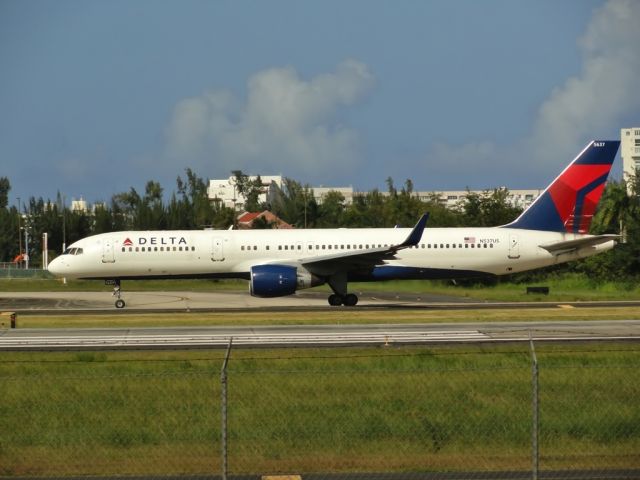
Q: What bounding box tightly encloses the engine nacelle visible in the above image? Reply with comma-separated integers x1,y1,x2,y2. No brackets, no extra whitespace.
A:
250,264,323,298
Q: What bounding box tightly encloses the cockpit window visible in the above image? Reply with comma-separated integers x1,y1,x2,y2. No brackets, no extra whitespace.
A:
63,248,84,255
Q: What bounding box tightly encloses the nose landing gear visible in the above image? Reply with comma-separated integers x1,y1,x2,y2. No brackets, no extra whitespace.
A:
108,279,126,309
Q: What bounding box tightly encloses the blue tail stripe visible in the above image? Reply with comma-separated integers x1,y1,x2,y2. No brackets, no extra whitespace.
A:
573,172,610,233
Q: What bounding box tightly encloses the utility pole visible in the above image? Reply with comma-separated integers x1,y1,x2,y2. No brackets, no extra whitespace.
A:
17,197,22,267
62,195,66,253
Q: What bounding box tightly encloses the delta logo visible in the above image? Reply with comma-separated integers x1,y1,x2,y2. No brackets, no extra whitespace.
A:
123,236,188,246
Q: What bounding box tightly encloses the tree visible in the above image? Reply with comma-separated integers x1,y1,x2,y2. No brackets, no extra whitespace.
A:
231,170,264,212
0,177,10,209
316,190,346,227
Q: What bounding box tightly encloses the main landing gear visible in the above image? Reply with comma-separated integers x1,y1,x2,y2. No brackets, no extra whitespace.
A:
109,279,126,309
328,293,358,306
326,272,358,307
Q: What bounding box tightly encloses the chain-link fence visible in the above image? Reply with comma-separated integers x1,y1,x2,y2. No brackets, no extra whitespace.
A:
1,343,638,479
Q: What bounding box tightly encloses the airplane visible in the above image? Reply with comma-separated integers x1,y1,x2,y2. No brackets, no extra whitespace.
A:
48,140,620,308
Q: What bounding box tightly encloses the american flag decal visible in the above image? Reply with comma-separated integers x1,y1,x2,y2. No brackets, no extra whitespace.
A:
464,236,475,244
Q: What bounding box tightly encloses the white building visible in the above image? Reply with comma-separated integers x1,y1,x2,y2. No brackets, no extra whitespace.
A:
312,186,355,205
208,175,541,211
621,128,640,193
208,175,284,209
70,197,89,214
414,189,542,209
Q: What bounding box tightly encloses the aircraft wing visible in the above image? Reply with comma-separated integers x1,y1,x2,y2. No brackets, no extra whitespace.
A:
539,234,619,255
294,213,429,276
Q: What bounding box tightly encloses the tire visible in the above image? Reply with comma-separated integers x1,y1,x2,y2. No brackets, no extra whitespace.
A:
115,299,126,309
344,293,358,306
328,294,343,306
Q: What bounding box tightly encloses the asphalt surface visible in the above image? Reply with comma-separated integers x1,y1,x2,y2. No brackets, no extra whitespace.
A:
2,290,640,314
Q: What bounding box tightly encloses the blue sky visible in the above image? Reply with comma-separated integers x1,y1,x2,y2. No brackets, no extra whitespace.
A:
1,0,639,205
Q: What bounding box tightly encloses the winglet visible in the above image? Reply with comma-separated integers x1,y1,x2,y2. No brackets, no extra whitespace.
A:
398,213,429,248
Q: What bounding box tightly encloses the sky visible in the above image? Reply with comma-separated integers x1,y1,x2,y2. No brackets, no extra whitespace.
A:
1,0,639,206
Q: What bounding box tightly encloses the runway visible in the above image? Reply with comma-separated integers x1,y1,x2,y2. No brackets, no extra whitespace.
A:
2,290,640,314
1,320,639,350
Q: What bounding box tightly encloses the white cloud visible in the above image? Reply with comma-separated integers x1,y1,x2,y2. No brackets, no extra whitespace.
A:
166,60,374,177
424,0,640,184
529,0,640,164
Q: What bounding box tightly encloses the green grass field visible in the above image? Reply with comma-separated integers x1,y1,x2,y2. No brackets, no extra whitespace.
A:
1,344,639,476
6,306,640,329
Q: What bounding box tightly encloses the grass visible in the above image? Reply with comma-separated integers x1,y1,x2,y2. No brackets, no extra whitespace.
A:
5,306,640,329
1,344,639,476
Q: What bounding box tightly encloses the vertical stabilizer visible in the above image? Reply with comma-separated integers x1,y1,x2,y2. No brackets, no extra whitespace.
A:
505,140,619,233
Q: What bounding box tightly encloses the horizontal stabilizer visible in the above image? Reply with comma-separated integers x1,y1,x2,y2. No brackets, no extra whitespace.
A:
539,234,619,255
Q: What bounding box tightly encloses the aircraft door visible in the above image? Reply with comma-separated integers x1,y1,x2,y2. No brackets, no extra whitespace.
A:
508,234,520,259
102,239,116,263
211,237,225,262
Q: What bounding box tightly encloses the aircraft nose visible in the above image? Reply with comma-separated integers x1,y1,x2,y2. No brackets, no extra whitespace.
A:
47,257,66,277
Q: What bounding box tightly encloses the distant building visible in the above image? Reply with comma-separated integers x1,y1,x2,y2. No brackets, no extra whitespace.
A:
208,175,541,211
70,197,89,214
621,127,640,193
237,210,293,229
418,189,542,210
208,175,283,210
311,186,355,205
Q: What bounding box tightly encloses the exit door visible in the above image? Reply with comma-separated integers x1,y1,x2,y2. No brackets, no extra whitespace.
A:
508,234,520,259
211,237,225,261
102,239,116,263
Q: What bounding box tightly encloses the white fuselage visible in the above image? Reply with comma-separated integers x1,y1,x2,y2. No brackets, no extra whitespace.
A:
48,226,614,283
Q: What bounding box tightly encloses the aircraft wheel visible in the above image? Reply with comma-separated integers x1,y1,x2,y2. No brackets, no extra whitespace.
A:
328,294,343,306
115,299,126,309
344,293,358,306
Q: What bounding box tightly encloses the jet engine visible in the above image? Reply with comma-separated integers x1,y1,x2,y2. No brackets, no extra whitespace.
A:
250,264,323,297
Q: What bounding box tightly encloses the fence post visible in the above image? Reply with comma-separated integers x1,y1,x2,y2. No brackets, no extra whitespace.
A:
529,331,539,480
221,337,233,480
